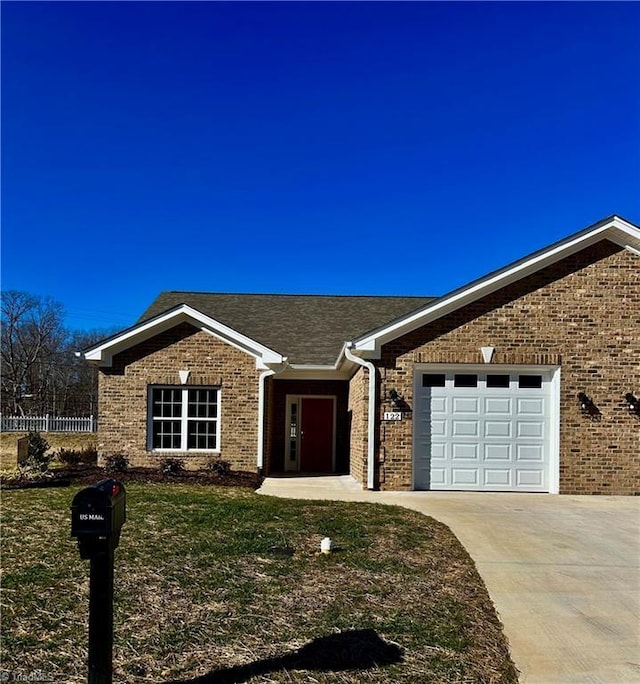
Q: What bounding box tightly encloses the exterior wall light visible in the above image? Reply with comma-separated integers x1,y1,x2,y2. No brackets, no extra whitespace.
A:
389,389,403,408
577,392,595,412
577,392,601,419
625,393,640,415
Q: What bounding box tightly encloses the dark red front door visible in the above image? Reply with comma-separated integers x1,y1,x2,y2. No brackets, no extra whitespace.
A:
300,397,334,472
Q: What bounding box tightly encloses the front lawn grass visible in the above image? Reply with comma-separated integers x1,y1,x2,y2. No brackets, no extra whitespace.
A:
1,484,518,683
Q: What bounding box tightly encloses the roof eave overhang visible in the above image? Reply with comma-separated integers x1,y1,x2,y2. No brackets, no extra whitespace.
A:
81,304,284,369
352,216,640,355
279,363,353,380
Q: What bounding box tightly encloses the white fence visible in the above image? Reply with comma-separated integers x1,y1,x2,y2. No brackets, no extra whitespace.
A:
0,414,97,433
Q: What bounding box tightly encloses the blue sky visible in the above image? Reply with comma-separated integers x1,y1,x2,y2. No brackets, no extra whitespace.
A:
2,1,639,332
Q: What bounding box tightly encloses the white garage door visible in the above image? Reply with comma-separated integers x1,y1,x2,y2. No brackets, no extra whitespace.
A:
413,368,553,492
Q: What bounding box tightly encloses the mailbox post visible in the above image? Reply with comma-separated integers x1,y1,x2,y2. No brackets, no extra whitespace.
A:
71,479,126,684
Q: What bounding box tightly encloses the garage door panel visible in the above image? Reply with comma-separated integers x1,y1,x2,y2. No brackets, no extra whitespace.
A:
429,467,446,486
453,397,479,413
414,368,552,492
517,421,544,438
517,398,545,414
485,420,512,437
516,444,545,461
484,443,512,460
431,419,447,436
516,470,544,487
431,397,447,412
484,469,512,486
451,469,479,486
452,443,478,460
431,443,446,459
452,420,479,436
485,397,512,414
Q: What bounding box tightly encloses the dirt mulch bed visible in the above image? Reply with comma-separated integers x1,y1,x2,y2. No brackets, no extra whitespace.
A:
0,463,263,490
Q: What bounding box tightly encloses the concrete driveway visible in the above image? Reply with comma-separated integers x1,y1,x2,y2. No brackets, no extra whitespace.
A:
259,476,640,683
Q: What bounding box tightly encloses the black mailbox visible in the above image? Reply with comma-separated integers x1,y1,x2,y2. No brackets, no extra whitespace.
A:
71,479,126,558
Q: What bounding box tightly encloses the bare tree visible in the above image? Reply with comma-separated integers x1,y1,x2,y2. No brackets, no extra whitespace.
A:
1,291,118,417
1,291,66,415
60,329,109,415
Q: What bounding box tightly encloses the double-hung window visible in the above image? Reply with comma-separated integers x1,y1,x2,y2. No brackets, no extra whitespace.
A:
149,386,220,451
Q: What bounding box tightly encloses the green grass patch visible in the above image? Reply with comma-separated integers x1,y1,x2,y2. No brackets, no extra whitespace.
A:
1,483,517,683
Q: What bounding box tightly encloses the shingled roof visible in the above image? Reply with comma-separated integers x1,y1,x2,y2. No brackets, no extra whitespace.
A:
139,292,436,365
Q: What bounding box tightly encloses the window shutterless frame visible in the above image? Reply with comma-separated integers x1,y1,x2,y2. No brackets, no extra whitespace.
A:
147,385,221,452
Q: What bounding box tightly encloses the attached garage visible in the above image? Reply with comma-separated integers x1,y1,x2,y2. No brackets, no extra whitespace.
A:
85,214,639,495
348,216,639,494
413,366,559,492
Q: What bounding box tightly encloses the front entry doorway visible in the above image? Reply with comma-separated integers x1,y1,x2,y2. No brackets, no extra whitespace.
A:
285,396,336,473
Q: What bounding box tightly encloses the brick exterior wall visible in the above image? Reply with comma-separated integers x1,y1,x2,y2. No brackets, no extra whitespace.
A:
98,323,261,470
376,241,640,494
348,367,369,487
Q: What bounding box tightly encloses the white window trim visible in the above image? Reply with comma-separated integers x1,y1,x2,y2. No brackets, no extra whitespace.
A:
147,385,221,453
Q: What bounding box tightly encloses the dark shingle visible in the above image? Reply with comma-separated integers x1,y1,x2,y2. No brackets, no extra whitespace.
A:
138,292,436,364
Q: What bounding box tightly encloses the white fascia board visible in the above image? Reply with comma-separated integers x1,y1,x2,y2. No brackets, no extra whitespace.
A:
353,216,640,353
334,347,360,375
83,304,283,368
82,310,186,363
335,344,380,370
607,218,640,255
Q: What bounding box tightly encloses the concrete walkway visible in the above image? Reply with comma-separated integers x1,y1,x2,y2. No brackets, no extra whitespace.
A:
258,476,640,684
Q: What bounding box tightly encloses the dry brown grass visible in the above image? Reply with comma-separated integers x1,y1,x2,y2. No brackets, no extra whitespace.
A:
1,483,518,683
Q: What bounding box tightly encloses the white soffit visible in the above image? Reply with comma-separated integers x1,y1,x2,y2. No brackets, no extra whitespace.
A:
353,216,640,353
82,304,283,367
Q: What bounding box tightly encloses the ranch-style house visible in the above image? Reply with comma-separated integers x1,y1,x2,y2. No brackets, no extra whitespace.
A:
82,215,640,495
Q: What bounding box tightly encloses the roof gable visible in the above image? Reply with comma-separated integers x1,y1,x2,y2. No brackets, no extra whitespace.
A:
83,294,435,368
351,215,640,356
81,215,638,369
82,305,285,368
137,293,435,365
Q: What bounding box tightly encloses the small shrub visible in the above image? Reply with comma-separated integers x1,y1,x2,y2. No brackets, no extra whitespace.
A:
79,445,98,464
206,458,231,476
57,446,97,465
104,453,129,473
160,457,185,475
57,448,81,466
20,431,53,475
71,446,96,464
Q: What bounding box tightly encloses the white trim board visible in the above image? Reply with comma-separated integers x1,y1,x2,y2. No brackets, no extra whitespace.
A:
352,216,640,357
81,304,284,368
